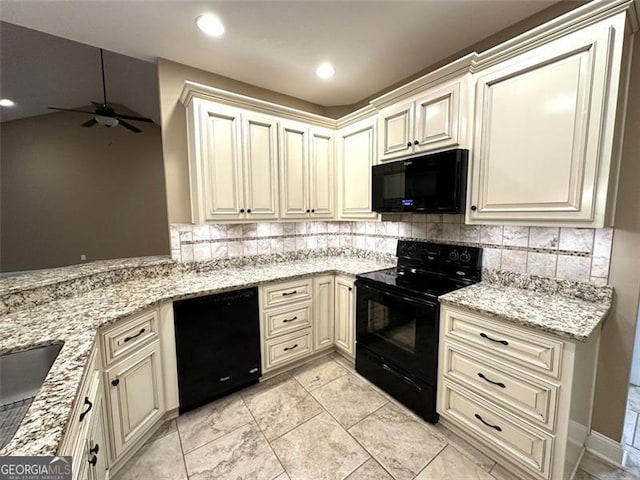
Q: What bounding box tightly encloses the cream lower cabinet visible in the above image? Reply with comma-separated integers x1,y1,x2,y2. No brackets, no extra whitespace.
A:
104,342,165,459
438,306,600,480
280,121,335,220
337,116,378,220
467,12,629,227
86,386,109,480
184,98,279,222
313,275,335,350
377,76,466,162
334,275,355,358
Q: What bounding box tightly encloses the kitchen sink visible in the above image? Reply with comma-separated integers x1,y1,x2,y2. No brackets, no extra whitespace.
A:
0,343,63,449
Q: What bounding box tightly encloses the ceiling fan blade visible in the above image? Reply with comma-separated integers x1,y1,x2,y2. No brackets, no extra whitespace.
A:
114,113,154,123
48,107,95,115
91,101,106,108
118,119,142,133
81,118,97,128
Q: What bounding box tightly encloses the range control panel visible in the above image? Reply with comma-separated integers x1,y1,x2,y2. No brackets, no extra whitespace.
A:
396,240,482,269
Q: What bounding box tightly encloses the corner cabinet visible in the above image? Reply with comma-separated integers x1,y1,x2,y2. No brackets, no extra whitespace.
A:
467,11,630,227
337,116,378,220
377,75,468,162
184,98,279,222
280,121,335,220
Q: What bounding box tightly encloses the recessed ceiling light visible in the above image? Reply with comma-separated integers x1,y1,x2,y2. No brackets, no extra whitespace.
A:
196,14,225,37
0,98,15,107
316,62,335,79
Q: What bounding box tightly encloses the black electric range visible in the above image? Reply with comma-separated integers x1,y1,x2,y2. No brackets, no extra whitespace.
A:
355,240,482,423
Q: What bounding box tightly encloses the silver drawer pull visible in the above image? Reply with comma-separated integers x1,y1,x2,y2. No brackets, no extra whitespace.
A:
219,376,231,382
480,332,509,346
282,316,298,323
477,372,506,388
474,413,502,432
282,290,298,296
284,344,298,351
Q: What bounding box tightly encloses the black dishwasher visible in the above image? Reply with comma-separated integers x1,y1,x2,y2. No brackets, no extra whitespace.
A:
173,287,261,413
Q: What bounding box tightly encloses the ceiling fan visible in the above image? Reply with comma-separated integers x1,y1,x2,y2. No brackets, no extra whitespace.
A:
48,49,154,133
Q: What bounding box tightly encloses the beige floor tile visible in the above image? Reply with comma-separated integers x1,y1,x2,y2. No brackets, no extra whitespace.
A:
345,458,393,480
414,445,495,480
114,431,187,480
625,410,638,446
574,469,598,479
274,473,291,480
580,451,637,480
348,403,446,480
431,423,496,472
290,356,348,391
242,375,323,440
184,422,283,480
176,393,253,453
623,446,640,476
489,463,521,480
311,374,388,428
329,351,356,373
271,412,369,480
144,418,177,446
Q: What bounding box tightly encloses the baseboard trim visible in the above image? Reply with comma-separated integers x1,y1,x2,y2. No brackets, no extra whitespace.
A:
586,430,625,466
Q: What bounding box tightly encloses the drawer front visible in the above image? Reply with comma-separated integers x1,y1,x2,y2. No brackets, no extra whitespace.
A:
101,308,159,366
442,307,563,379
441,380,553,479
262,279,313,308
442,341,558,430
264,329,313,371
264,302,312,339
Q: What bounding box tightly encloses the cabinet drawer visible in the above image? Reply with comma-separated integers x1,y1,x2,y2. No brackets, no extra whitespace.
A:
264,302,312,339
441,380,553,479
101,308,158,366
442,307,563,379
264,329,312,371
262,279,312,308
442,341,558,430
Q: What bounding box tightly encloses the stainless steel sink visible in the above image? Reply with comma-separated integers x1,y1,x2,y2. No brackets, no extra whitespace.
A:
0,343,63,449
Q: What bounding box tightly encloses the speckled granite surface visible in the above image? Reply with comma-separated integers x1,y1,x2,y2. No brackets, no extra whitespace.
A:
0,256,394,457
439,275,612,341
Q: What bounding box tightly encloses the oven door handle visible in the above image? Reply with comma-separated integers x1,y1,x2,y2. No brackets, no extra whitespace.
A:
355,281,437,309
381,362,423,391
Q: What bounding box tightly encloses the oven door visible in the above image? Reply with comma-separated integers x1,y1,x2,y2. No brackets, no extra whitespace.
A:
355,281,439,384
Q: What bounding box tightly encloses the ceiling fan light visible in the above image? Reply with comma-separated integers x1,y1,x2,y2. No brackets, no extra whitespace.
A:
95,115,119,127
196,14,225,37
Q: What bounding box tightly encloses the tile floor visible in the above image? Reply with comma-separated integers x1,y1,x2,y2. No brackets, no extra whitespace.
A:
114,353,639,480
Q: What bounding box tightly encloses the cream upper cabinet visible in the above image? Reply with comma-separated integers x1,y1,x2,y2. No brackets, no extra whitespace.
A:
334,276,355,358
185,98,279,222
337,116,378,220
378,77,465,162
280,120,335,220
467,12,629,227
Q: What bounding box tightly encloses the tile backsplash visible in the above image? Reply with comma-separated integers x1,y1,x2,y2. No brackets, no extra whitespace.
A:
170,214,613,285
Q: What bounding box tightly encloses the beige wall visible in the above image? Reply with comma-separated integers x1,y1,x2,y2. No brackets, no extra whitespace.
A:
591,31,640,441
157,58,328,224
1,110,170,272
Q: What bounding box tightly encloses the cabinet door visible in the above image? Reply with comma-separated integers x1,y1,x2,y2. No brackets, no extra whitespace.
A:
468,21,619,226
334,276,355,358
313,275,335,350
87,388,109,480
197,102,245,221
414,81,461,153
105,342,164,459
378,100,414,161
309,128,335,218
338,118,378,219
243,114,279,220
279,122,309,219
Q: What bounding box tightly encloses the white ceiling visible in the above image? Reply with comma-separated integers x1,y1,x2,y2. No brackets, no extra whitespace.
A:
0,0,561,108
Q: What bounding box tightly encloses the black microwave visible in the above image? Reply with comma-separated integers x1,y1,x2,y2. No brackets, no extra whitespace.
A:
371,149,468,213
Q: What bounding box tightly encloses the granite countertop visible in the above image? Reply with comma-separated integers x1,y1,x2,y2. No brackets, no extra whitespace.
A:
0,256,394,457
439,281,612,341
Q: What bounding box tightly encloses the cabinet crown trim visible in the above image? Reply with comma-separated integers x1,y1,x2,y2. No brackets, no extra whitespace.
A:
180,81,336,129
473,0,637,72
